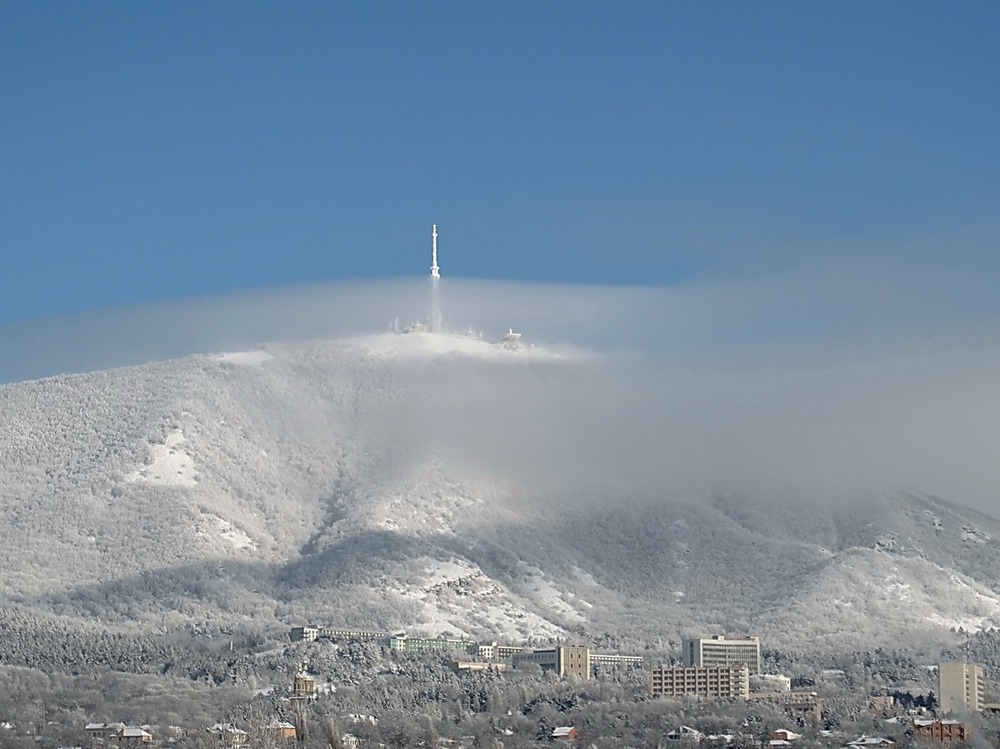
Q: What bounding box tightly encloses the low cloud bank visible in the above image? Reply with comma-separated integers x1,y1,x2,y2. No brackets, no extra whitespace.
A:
2,267,999,515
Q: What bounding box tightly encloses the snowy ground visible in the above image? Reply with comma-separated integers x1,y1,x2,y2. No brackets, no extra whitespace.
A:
126,429,198,487
387,556,566,641
344,331,584,361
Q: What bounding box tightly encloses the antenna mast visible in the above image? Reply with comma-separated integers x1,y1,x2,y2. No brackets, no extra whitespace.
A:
430,224,441,280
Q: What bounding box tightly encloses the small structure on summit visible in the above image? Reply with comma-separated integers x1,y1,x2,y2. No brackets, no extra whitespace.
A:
400,225,525,347
500,328,522,349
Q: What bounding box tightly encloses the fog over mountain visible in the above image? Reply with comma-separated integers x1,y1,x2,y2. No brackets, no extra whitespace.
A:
3,270,1000,510
2,272,1000,653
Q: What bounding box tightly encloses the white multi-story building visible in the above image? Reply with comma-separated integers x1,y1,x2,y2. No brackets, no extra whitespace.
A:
938,662,984,714
650,664,750,699
683,635,761,673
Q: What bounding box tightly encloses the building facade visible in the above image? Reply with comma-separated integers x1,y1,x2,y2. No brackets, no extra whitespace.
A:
747,691,823,723
293,669,316,700
914,720,969,742
649,664,750,699
683,635,761,673
385,635,478,652
512,646,591,679
290,626,388,643
589,653,645,670
938,662,984,714
472,642,525,660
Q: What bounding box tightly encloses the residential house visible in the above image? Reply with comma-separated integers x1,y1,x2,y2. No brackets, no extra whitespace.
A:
207,723,249,747
770,729,803,745
110,727,153,745
551,726,580,742
267,720,297,740
85,723,125,743
845,736,895,748
666,726,705,741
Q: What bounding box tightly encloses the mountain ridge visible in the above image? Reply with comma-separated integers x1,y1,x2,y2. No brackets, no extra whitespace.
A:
1,333,997,652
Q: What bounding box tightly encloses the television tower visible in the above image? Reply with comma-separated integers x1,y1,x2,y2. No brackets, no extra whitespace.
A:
430,224,442,333
430,224,441,280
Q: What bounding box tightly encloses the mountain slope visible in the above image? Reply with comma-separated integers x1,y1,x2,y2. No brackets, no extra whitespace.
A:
1,332,998,651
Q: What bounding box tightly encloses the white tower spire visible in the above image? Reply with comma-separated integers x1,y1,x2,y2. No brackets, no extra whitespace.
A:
430,224,440,280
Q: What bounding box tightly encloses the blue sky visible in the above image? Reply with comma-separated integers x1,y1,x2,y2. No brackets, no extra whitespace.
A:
1,1,998,324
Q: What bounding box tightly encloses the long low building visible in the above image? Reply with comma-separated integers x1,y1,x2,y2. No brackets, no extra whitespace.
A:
290,627,389,643
512,646,645,680
650,664,750,699
473,642,526,660
290,629,525,660
385,635,478,652
590,652,645,669
513,646,592,679
455,661,509,673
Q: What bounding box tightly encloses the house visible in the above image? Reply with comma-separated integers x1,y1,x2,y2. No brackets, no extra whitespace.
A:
704,733,735,746
343,714,378,726
293,667,316,700
85,723,125,742
666,726,705,741
845,736,895,748
110,727,153,745
341,734,361,749
551,726,580,742
207,723,249,747
770,729,803,745
266,720,297,740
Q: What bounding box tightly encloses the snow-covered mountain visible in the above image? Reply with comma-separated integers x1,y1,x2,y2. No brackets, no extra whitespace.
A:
2,331,999,652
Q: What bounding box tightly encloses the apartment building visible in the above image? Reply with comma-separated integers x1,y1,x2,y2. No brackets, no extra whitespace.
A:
938,662,984,714
649,664,750,699
683,635,761,673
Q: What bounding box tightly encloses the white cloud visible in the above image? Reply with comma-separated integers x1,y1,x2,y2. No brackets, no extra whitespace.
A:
2,263,999,517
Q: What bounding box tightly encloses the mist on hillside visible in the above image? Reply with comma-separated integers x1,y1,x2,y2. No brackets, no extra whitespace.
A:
2,267,1000,517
